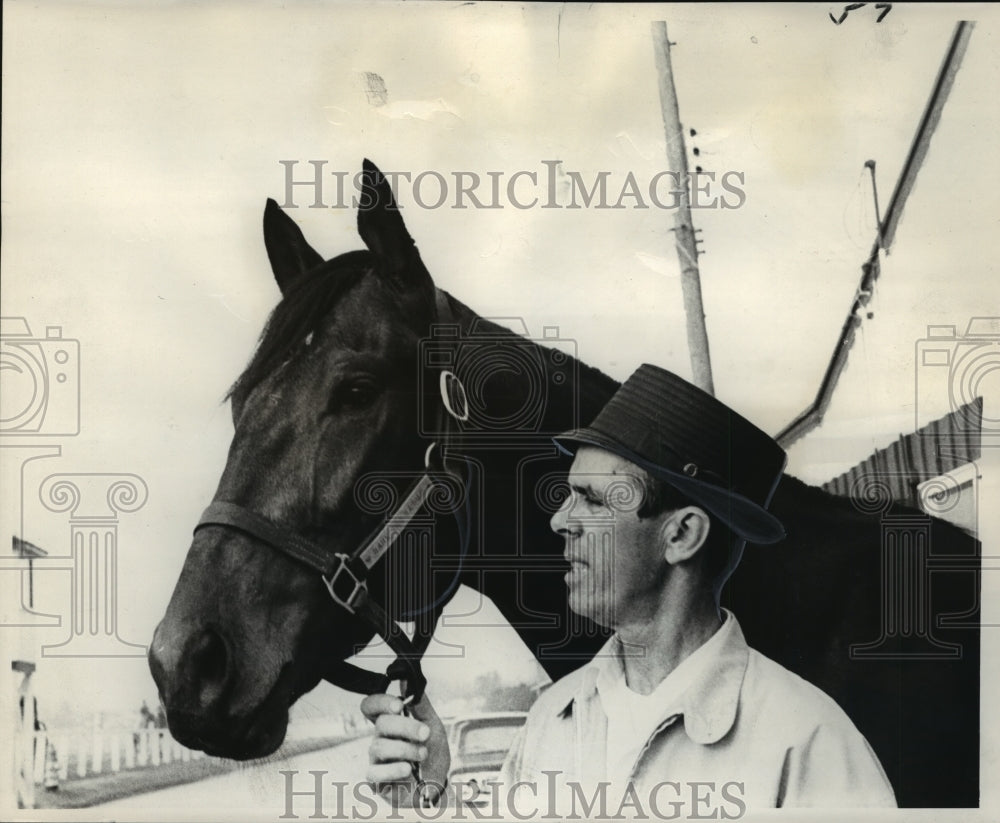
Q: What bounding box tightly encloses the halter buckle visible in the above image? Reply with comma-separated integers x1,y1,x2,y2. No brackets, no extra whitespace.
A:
323,553,367,614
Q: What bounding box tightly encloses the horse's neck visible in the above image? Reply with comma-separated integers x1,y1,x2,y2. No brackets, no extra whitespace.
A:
438,290,512,337
440,290,619,429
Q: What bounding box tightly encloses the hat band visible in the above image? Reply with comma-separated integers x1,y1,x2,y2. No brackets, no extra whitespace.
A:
590,424,732,491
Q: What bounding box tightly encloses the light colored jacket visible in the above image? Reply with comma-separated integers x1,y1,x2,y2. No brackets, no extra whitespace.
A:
498,613,896,816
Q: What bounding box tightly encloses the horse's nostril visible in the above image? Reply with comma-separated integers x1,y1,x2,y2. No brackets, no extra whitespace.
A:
188,626,231,708
148,618,235,721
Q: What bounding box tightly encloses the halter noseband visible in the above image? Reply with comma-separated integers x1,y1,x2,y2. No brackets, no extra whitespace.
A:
193,290,468,704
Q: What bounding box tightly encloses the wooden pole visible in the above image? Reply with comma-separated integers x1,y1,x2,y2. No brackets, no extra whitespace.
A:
651,21,714,395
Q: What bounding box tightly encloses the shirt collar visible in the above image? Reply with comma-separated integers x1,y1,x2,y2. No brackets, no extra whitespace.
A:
556,609,750,745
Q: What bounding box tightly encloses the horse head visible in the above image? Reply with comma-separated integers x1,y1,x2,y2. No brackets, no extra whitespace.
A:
149,161,452,758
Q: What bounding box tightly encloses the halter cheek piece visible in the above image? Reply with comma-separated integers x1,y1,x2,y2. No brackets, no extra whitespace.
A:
193,290,469,708
194,445,459,704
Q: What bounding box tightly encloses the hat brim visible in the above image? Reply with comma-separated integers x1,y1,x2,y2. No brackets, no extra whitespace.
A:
553,428,786,545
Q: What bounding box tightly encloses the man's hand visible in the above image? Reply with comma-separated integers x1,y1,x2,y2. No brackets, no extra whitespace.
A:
361,692,451,806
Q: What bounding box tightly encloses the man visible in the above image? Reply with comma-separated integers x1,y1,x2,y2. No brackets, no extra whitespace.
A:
363,364,896,813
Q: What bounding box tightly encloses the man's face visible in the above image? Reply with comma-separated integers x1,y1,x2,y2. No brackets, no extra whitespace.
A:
550,445,669,628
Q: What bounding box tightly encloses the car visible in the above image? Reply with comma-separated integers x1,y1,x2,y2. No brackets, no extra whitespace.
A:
445,712,528,803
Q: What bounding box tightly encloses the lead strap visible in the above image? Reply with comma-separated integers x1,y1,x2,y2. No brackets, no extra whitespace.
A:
400,693,445,808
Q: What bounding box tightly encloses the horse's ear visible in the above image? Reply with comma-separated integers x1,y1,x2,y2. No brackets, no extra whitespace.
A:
357,159,433,291
263,199,325,294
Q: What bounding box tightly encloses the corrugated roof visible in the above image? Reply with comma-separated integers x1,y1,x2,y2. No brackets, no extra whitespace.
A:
821,397,982,507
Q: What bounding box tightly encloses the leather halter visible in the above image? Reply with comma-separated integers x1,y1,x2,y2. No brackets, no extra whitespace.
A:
193,289,467,704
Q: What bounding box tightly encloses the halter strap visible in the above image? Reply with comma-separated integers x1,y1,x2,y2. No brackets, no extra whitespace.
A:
195,501,338,577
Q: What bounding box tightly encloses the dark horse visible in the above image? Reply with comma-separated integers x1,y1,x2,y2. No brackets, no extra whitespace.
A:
150,161,979,807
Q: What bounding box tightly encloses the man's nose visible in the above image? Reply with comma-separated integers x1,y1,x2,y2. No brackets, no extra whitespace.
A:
550,493,577,536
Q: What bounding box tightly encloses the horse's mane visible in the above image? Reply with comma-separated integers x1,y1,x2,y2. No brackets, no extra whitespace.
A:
227,251,372,401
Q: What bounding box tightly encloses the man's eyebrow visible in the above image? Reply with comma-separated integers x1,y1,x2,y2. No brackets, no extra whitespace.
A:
571,482,600,498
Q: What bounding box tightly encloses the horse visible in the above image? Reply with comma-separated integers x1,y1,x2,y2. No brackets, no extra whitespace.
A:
149,160,980,807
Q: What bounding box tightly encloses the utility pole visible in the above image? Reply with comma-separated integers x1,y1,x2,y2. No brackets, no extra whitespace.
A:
651,21,714,395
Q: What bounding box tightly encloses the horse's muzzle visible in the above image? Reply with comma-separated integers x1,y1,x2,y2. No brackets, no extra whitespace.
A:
148,617,298,758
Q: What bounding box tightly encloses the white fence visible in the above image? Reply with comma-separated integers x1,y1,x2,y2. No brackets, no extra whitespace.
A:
15,712,368,810
28,727,204,785
27,714,365,788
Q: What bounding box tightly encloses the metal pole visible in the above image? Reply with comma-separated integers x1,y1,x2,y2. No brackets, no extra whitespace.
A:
651,21,714,395
879,21,975,253
776,21,975,448
864,160,883,244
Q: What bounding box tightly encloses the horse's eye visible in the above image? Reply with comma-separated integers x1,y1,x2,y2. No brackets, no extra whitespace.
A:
328,379,378,413
346,383,376,406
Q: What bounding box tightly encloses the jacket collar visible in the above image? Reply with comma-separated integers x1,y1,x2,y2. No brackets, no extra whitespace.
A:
556,609,750,745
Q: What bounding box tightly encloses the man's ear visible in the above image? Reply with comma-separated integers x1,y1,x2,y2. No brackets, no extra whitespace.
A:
660,507,711,565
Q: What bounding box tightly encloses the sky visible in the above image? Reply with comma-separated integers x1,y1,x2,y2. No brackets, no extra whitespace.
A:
1,0,998,806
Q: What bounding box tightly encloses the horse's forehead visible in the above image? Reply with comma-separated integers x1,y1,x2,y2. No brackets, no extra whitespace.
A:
323,279,417,353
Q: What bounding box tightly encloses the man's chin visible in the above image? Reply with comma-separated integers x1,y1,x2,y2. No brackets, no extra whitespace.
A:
566,589,608,626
